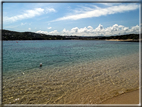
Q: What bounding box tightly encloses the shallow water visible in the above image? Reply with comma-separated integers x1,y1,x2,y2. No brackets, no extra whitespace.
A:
2,40,139,104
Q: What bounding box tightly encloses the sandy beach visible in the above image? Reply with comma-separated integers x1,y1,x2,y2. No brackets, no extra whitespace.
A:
3,40,139,104
101,90,139,104
105,39,140,42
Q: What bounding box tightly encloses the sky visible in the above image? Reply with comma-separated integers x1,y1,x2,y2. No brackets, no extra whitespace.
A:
3,1,140,36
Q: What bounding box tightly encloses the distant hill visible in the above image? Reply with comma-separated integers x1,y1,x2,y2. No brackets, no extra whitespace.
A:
2,29,66,40
2,29,139,41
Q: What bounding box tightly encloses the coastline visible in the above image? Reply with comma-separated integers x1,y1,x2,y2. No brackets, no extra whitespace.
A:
3,41,139,104
105,39,140,42
101,90,139,104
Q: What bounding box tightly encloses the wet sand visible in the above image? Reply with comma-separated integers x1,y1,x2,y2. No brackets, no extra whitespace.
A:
101,90,139,104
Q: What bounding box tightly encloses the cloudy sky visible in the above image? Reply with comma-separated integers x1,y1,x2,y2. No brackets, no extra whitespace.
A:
3,1,140,36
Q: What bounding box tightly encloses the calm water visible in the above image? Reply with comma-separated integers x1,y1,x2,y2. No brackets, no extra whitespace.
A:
3,40,139,104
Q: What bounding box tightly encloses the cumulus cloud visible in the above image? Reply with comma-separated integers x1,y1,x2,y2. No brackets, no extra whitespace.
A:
36,24,139,36
36,30,48,34
95,24,103,31
49,30,59,34
52,3,139,22
4,7,56,23
36,30,59,35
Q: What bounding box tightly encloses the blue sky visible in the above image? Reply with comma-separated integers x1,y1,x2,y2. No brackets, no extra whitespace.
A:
3,2,140,36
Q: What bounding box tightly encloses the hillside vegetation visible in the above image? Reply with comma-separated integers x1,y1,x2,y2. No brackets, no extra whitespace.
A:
2,29,139,41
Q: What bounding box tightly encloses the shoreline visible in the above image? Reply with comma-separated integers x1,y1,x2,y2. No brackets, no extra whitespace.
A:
101,89,139,104
2,39,141,42
105,39,140,42
3,40,139,104
3,53,139,104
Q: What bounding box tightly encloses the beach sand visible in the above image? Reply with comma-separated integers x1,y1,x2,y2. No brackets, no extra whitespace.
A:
105,39,139,42
101,90,139,104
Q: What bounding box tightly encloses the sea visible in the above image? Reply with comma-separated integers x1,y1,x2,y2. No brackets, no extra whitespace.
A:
2,40,139,104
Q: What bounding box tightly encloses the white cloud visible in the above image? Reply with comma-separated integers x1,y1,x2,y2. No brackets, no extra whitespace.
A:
4,8,44,22
52,3,139,22
36,30,59,35
49,30,59,34
95,24,103,31
45,8,56,13
71,27,79,33
87,26,93,29
47,27,52,29
36,24,139,36
28,28,31,31
36,30,48,34
4,7,56,23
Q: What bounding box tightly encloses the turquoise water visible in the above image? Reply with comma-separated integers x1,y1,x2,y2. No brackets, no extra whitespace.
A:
3,40,139,104
3,40,139,74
